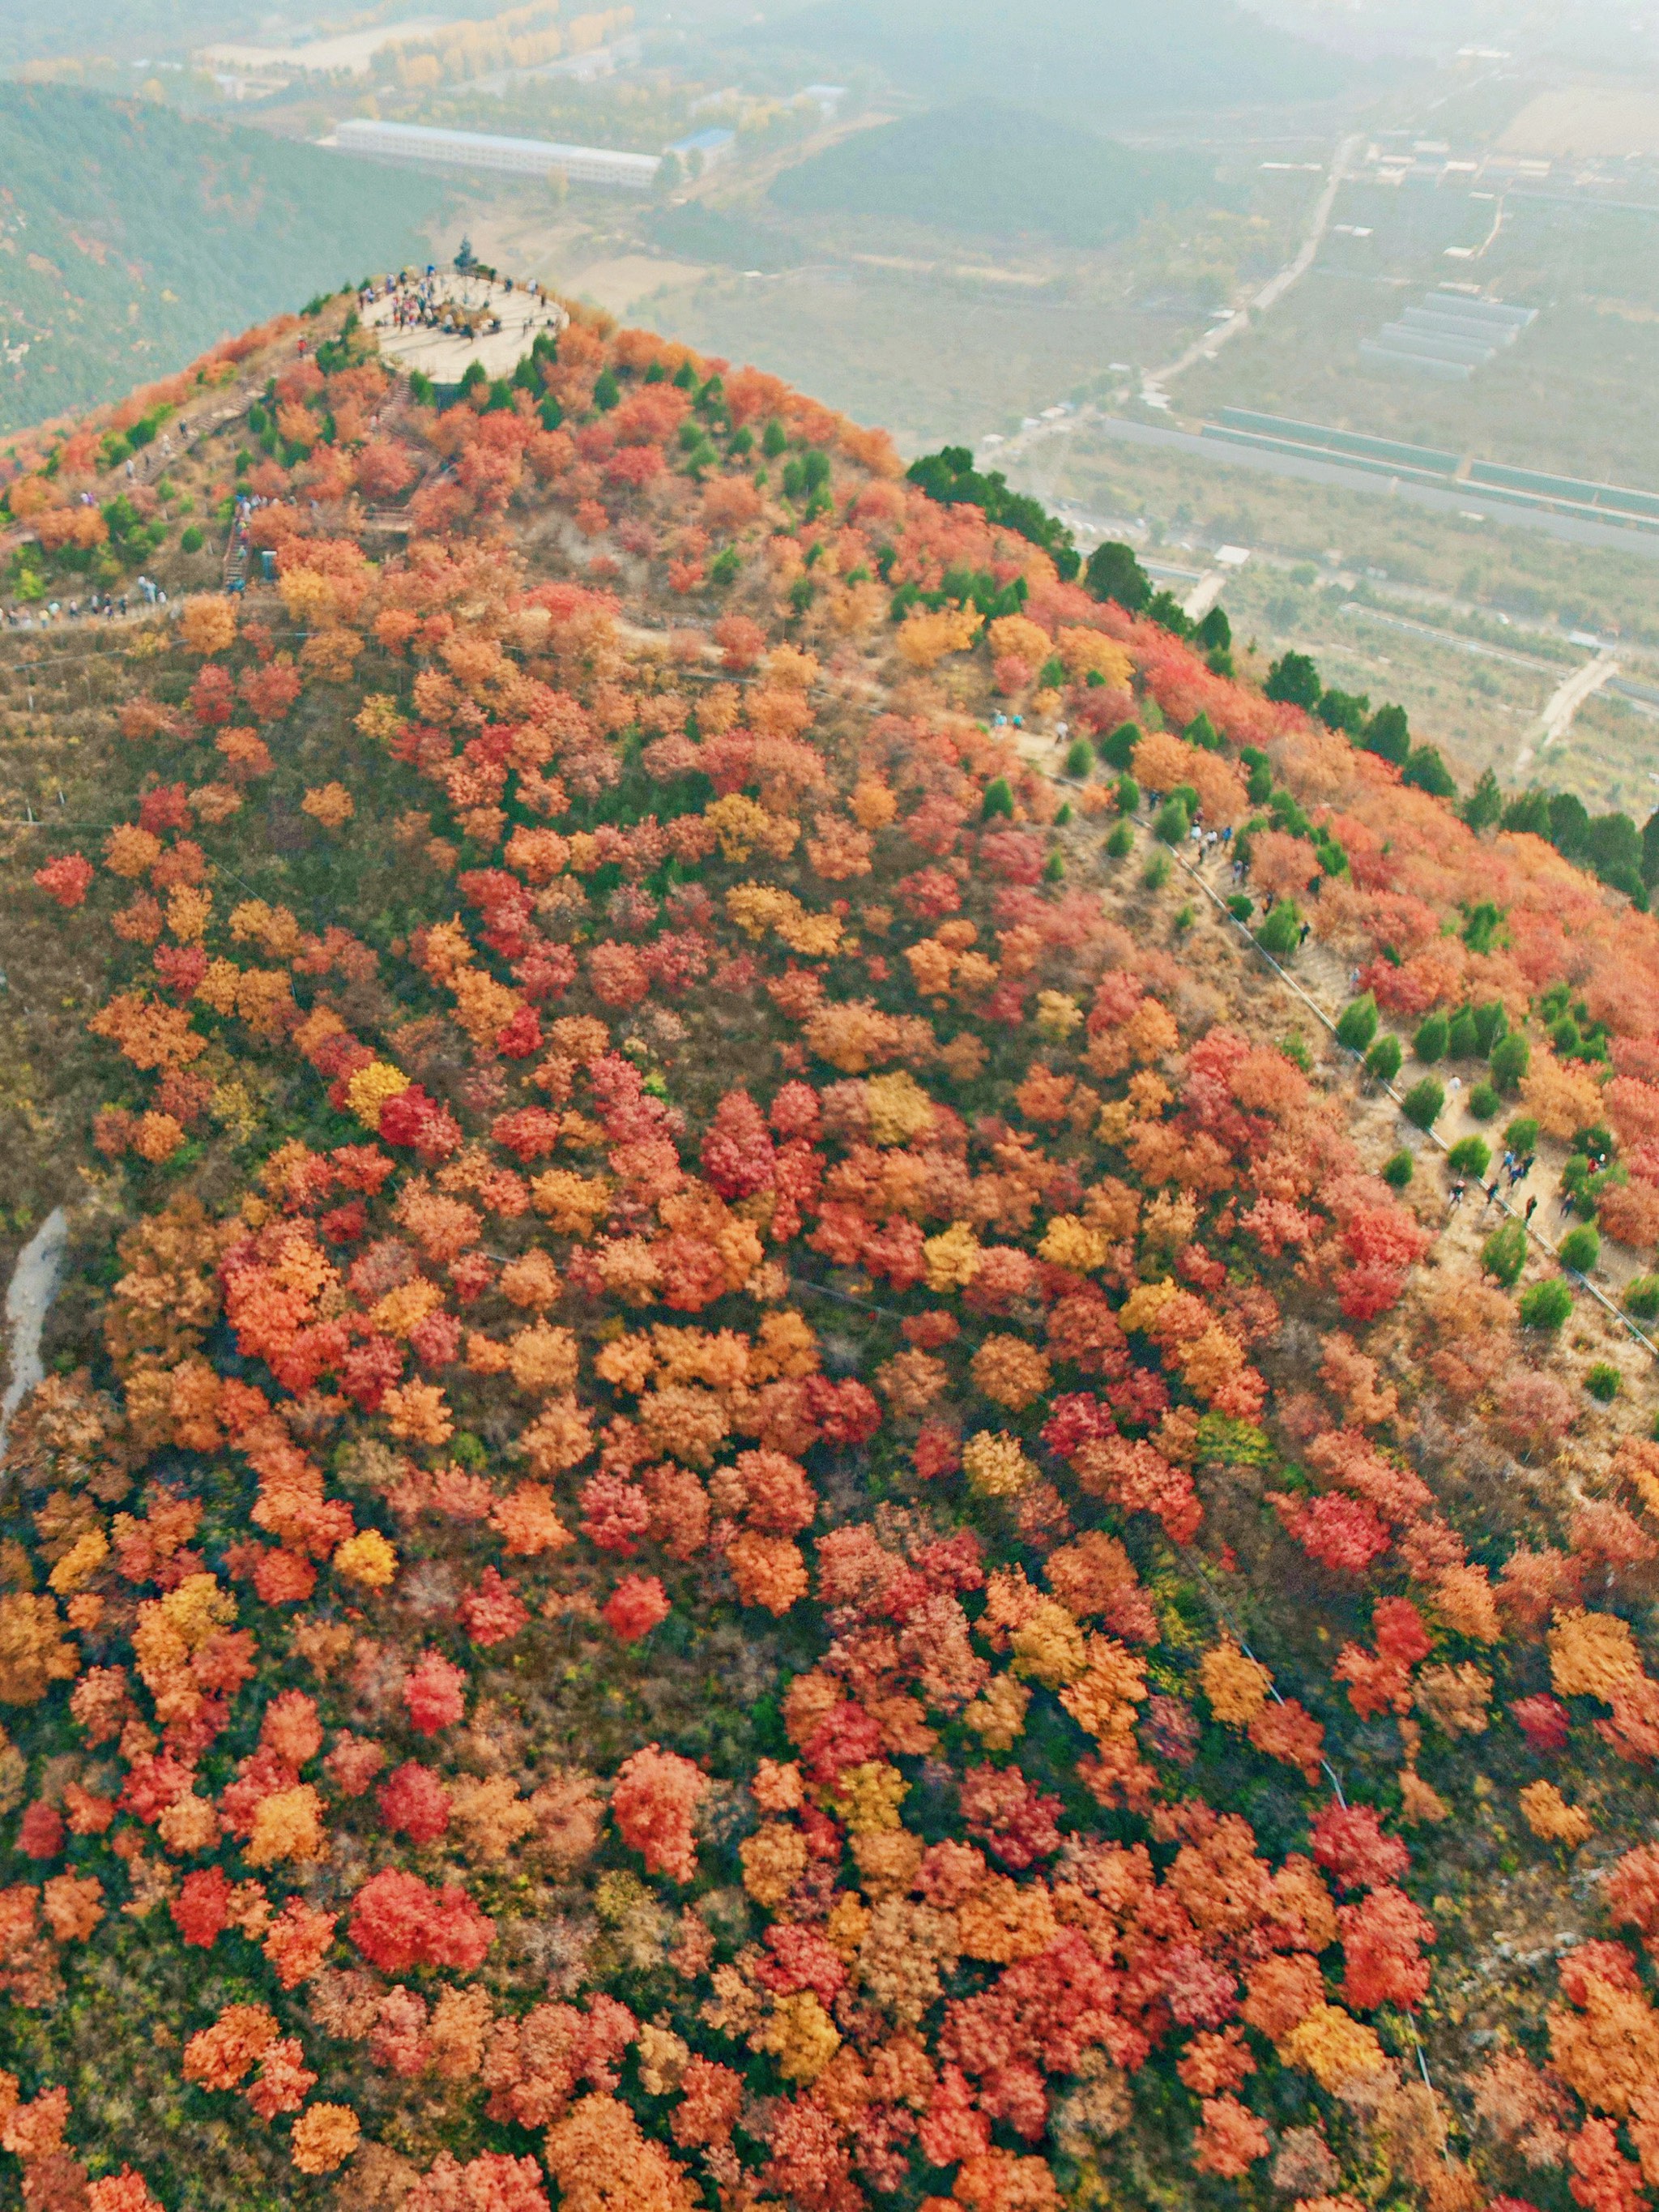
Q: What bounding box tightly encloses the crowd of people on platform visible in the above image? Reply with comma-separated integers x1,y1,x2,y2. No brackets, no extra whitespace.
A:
361,265,560,346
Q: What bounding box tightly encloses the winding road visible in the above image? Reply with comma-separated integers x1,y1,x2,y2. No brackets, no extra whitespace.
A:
1141,132,1364,403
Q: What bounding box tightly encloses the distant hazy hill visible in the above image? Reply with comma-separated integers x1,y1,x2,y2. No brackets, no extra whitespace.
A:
0,2,325,68
770,105,1218,247
763,0,1348,117
0,87,446,433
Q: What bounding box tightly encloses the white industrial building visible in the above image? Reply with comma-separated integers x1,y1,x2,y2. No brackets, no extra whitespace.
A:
332,118,659,191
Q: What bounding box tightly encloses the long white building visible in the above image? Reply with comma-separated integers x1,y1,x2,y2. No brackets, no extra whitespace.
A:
332,117,659,191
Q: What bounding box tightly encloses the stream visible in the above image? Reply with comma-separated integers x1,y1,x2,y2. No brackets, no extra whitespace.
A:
0,1207,68,1464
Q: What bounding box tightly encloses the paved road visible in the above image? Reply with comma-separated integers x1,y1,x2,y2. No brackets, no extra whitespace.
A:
1335,600,1568,676
1056,412,1659,565
1143,132,1364,402
1182,571,1228,623
1518,648,1621,772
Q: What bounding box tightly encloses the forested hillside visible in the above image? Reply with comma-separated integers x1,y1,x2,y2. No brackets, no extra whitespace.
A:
763,0,1350,119
0,88,445,435
0,288,1657,2212
770,106,1218,249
